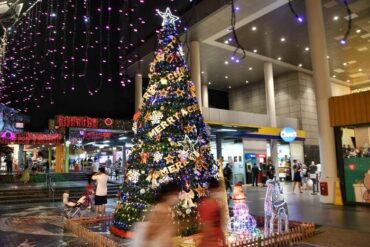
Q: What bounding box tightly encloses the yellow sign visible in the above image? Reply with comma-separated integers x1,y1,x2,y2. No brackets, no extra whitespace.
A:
334,180,343,206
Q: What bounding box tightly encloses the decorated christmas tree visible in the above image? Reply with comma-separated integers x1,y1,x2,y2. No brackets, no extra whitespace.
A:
112,8,216,237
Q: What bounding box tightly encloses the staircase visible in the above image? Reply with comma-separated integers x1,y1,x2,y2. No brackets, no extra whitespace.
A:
51,172,89,182
0,174,121,205
0,172,89,183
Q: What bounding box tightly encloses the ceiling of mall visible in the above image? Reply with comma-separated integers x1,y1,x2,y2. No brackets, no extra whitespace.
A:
131,0,370,91
218,0,370,86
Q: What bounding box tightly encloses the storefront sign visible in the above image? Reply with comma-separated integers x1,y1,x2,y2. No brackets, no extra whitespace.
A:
245,153,256,159
55,115,132,130
70,130,112,140
56,116,99,128
15,122,24,128
0,132,62,144
280,127,297,142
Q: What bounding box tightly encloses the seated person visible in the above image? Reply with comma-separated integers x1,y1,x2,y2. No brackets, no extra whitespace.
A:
63,190,76,207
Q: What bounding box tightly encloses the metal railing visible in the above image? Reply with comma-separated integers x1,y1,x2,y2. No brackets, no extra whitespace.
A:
46,173,55,202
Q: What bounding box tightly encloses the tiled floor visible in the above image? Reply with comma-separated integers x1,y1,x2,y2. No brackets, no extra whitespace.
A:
0,203,90,247
243,184,370,233
0,182,369,247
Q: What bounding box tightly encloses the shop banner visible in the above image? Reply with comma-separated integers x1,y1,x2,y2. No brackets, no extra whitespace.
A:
0,132,62,145
54,115,131,130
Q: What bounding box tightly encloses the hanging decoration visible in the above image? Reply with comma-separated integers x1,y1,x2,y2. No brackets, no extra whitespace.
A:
229,0,246,61
0,0,125,110
340,0,352,45
288,0,304,23
0,0,204,112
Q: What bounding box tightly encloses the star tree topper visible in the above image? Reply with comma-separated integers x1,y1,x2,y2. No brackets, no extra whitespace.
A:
157,8,180,26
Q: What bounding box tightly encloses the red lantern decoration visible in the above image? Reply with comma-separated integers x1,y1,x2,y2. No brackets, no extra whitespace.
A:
104,118,113,126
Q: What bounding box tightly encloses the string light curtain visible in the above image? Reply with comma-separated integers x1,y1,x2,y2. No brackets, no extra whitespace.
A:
0,0,203,113
0,0,124,112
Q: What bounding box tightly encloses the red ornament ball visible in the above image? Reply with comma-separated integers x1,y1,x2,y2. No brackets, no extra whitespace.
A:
349,163,356,171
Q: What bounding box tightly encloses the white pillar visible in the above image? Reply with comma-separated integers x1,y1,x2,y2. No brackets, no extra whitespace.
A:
134,73,142,112
264,63,277,127
305,0,337,204
190,41,202,107
264,62,279,174
202,84,209,108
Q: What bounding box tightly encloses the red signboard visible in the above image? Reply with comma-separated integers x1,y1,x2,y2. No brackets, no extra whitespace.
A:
83,131,112,140
56,115,99,128
0,132,62,145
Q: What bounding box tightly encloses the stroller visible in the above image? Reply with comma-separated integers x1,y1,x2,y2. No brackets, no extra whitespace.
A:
63,192,92,218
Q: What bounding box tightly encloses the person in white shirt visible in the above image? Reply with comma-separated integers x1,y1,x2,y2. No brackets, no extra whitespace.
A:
92,167,109,216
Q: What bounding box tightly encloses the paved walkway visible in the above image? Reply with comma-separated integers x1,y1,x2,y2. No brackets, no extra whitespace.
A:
0,181,89,191
0,180,120,191
300,226,370,247
243,184,370,233
0,182,369,246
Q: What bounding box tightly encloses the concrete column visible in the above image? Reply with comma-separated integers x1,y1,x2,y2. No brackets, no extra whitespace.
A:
190,41,202,107
202,84,209,108
264,62,278,173
134,73,142,112
305,0,338,204
264,63,277,127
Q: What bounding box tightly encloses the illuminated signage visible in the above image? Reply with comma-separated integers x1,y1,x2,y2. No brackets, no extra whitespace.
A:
56,116,99,128
54,115,131,130
0,132,62,144
15,122,24,128
280,127,297,142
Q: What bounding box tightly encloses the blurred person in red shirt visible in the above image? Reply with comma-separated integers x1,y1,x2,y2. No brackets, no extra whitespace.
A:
198,178,226,247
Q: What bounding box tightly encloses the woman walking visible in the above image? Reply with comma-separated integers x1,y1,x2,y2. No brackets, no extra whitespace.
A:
292,160,303,193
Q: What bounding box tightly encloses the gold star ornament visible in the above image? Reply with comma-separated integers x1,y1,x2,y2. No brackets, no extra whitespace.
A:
194,185,207,197
174,88,184,97
164,154,174,164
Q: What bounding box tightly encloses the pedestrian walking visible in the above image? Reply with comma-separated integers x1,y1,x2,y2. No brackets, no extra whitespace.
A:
130,181,180,247
251,163,259,187
292,160,303,193
198,178,226,247
223,163,233,192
